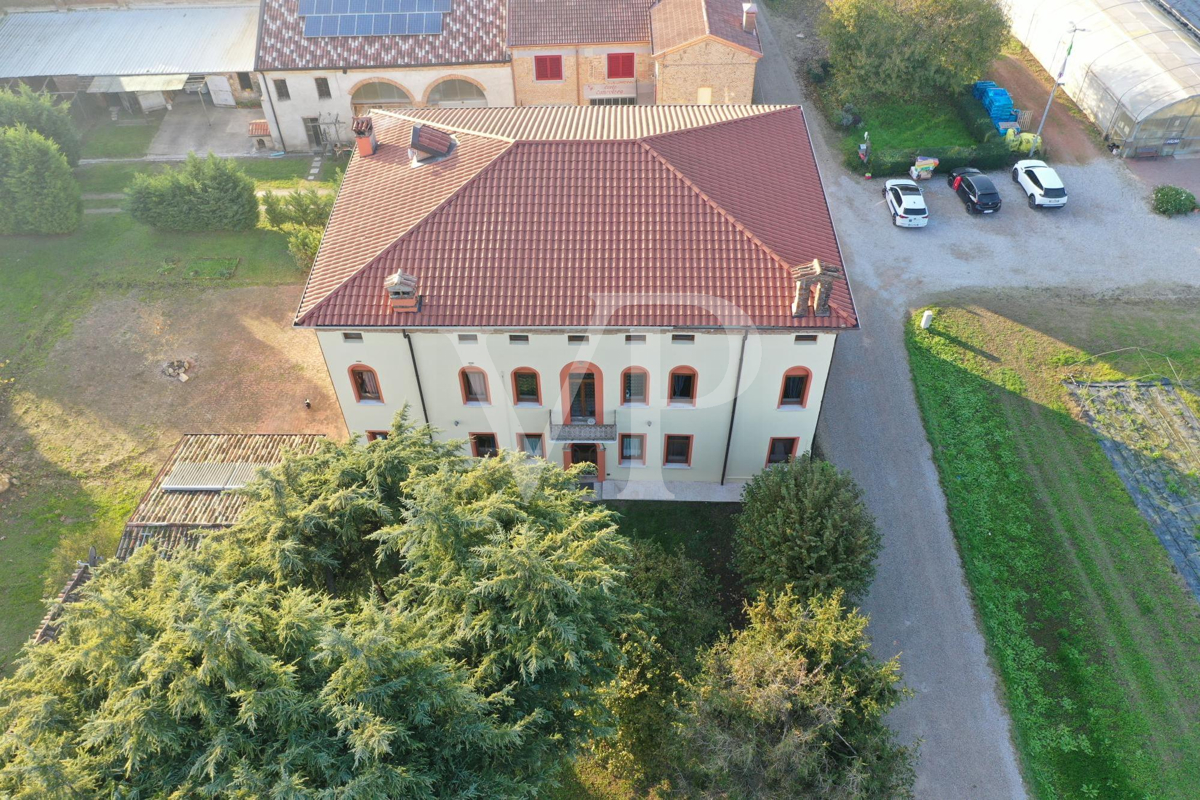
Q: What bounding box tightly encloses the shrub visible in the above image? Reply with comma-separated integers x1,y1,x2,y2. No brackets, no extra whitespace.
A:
0,124,81,235
0,86,82,166
847,139,1018,177
734,452,881,602
675,590,916,798
284,223,323,270
1152,185,1197,217
261,186,334,229
125,152,258,231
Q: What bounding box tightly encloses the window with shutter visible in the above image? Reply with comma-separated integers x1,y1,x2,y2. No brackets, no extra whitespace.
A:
607,53,635,79
534,55,563,81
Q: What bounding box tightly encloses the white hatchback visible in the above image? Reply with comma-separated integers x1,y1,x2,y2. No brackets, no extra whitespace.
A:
1012,160,1068,208
882,179,929,228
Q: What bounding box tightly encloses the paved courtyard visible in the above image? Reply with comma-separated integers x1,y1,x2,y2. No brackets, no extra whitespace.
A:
148,93,264,157
755,7,1200,799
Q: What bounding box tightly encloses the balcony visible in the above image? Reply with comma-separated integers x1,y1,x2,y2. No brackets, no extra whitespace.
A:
548,410,616,442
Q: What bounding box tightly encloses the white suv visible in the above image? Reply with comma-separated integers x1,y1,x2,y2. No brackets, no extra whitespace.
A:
1012,160,1068,209
882,179,929,227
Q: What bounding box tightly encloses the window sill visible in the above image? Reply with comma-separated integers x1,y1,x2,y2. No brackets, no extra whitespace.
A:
619,462,647,468
356,399,384,405
620,402,649,408
464,401,491,407
663,463,691,470
534,79,566,84
667,401,696,408
514,401,542,408
777,404,808,411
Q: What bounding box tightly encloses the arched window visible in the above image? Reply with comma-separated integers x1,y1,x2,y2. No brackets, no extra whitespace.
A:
460,367,491,405
667,366,697,406
621,367,649,406
427,79,487,107
559,362,603,424
349,365,382,403
778,367,812,408
351,81,413,107
511,368,542,406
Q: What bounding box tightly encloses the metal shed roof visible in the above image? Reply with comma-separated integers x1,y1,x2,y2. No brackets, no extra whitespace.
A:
0,5,260,79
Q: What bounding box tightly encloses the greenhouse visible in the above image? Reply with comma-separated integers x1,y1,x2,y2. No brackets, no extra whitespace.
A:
1006,0,1200,157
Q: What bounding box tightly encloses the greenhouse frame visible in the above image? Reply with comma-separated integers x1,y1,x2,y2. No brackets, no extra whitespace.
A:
1006,0,1200,157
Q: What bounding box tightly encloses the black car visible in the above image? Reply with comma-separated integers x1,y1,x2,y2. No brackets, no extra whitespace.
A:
947,167,1002,214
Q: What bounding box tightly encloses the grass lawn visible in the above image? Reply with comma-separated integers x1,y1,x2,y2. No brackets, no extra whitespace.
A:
906,295,1200,799
80,113,165,159
0,213,301,672
842,99,977,154
76,157,340,196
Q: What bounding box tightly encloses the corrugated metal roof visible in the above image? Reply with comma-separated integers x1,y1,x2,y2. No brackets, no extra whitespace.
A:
0,5,260,79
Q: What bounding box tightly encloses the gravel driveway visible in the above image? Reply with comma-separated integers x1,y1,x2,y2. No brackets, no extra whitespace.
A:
755,7,1200,800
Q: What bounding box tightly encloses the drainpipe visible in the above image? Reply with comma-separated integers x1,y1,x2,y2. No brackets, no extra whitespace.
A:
258,72,286,151
404,330,432,437
719,329,749,485
576,46,583,105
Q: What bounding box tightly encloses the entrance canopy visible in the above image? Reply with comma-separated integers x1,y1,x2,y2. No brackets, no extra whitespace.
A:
87,74,189,94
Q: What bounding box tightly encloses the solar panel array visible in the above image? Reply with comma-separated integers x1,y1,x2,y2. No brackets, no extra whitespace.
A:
299,0,451,37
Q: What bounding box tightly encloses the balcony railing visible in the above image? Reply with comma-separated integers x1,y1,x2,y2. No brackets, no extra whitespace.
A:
548,410,617,442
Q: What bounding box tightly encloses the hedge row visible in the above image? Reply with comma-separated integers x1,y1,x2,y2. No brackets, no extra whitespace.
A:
0,124,81,235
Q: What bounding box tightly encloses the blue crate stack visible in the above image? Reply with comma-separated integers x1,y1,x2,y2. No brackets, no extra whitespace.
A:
973,81,1020,133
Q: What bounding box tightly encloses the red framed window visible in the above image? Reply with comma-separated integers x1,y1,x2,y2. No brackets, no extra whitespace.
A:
778,367,812,408
766,437,799,465
621,367,648,406
471,432,498,458
619,434,646,466
668,366,697,406
349,365,382,403
663,434,693,467
518,433,545,457
534,55,563,81
512,368,541,405
366,430,389,442
460,367,490,405
607,53,635,80
560,362,603,424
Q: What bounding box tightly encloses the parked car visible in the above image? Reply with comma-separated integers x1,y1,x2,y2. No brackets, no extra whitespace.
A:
882,179,929,228
1012,159,1068,208
947,167,1002,214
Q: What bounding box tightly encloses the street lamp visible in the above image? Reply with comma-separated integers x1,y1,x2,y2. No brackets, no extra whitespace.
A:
1030,22,1087,159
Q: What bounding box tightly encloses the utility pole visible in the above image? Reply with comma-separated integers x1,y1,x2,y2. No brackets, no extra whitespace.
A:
1030,23,1086,158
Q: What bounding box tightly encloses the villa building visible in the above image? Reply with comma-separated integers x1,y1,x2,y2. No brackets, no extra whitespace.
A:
295,105,856,500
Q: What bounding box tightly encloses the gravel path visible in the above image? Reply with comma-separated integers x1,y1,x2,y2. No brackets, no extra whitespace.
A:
755,6,1200,798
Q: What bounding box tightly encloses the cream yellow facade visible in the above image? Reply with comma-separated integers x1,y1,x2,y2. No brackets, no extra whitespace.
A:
511,45,655,106
317,327,835,499
653,38,758,105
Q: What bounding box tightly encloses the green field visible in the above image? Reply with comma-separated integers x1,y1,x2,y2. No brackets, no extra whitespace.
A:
906,295,1200,798
79,113,165,160
76,158,340,195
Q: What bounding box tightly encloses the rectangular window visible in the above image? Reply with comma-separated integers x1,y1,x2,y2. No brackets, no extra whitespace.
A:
237,72,254,91
342,332,363,342
534,54,563,81
514,370,540,404
607,52,635,80
352,367,381,402
672,334,695,344
623,370,647,405
509,334,529,344
518,433,544,457
366,431,389,442
589,97,636,106
794,334,818,343
462,370,489,404
780,374,808,406
669,371,696,404
458,333,478,344
315,77,332,99
568,334,589,344
664,435,692,466
303,116,325,147
471,433,498,458
625,334,646,344
619,434,645,466
767,437,798,464
273,79,290,101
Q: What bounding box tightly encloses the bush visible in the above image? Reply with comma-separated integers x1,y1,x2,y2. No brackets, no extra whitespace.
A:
261,186,334,228
846,139,1018,177
1152,185,1197,217
284,223,323,270
0,86,82,166
734,453,881,602
125,152,259,231
0,124,81,235
675,590,916,798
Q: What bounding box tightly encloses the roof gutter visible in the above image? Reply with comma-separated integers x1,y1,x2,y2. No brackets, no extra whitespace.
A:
719,329,749,485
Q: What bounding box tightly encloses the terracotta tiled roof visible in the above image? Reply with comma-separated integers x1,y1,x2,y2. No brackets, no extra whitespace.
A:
508,0,651,46
249,119,271,137
126,434,327,528
256,0,508,71
651,0,762,56
296,106,856,330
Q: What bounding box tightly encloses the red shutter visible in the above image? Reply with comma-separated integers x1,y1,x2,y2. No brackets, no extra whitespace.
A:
535,55,563,81
607,53,634,79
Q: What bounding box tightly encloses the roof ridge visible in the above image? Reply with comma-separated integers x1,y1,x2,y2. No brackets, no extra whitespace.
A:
638,136,793,273
641,104,796,141
296,138,518,326
386,109,517,143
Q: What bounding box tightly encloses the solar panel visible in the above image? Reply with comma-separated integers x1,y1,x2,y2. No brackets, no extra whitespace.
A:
298,6,448,36
332,0,350,13
303,14,322,35
390,12,408,33
299,0,317,15
339,13,357,34
400,0,417,12
366,0,383,12
383,0,400,12
315,0,333,14
417,0,434,11
373,12,389,33
322,14,341,34
432,0,451,10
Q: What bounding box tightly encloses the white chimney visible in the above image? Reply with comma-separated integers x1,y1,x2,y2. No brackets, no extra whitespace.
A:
384,270,419,312
742,3,757,34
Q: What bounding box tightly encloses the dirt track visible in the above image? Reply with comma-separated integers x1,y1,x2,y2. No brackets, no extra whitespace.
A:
986,55,1103,165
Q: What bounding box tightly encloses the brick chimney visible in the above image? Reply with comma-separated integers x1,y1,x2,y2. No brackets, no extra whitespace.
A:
352,116,377,157
791,259,839,318
742,3,757,34
384,270,420,312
